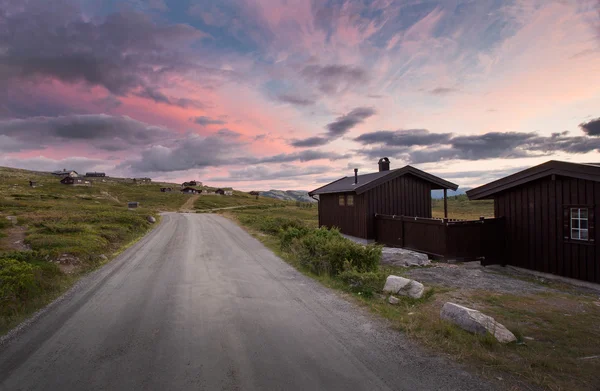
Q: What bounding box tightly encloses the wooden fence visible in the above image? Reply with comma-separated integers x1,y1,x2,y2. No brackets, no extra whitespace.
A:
374,214,505,264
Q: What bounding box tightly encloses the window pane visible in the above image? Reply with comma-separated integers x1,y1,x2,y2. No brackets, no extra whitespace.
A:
580,209,588,219
347,195,354,206
581,230,589,240
338,195,345,206
571,208,579,218
580,219,588,229
572,219,579,229
571,229,579,240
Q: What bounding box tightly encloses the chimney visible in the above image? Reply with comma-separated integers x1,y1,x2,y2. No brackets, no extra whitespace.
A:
378,157,390,172
354,168,358,184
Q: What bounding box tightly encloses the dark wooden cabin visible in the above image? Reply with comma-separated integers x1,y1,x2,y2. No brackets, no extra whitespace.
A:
85,172,106,177
181,187,199,194
215,189,225,195
308,158,458,240
467,160,600,283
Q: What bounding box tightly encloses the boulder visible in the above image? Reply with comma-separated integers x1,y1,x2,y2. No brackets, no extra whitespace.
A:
383,275,425,299
440,302,516,343
381,247,431,267
388,296,399,305
147,216,156,223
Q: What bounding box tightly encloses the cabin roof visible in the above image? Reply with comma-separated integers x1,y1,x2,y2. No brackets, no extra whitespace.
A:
308,165,458,196
467,160,600,200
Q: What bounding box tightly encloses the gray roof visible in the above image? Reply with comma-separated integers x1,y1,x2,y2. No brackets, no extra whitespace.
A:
308,165,458,196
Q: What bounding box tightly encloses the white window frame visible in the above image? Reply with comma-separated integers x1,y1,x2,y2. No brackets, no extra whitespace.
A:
570,207,589,241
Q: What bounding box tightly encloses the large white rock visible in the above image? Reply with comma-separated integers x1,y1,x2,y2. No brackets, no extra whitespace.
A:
383,275,425,299
388,295,399,304
440,302,517,343
381,247,431,267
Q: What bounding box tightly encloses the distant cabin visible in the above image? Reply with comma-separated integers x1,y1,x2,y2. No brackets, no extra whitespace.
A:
61,177,91,186
224,190,233,196
182,180,201,187
308,158,458,240
215,189,226,195
29,181,37,188
85,172,106,177
181,187,199,194
52,169,78,177
467,160,600,284
249,191,260,199
133,177,151,185
160,187,173,192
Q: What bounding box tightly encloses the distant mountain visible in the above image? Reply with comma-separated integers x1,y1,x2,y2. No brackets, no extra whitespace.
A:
259,190,316,203
431,188,470,199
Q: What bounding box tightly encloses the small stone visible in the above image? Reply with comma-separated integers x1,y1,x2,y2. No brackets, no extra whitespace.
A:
388,296,400,304
99,254,108,261
147,216,156,223
383,275,425,299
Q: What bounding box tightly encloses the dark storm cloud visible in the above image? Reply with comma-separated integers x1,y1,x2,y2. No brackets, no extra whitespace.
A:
209,165,330,182
301,64,368,95
580,117,600,136
0,1,204,99
354,129,452,146
325,107,377,137
429,87,458,95
0,114,172,152
192,116,226,126
356,130,600,164
253,150,350,164
277,93,316,106
289,137,329,147
289,107,376,148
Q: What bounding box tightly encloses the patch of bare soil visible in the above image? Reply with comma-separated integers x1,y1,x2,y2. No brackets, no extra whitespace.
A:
0,225,30,251
405,262,559,295
179,195,199,213
53,253,82,275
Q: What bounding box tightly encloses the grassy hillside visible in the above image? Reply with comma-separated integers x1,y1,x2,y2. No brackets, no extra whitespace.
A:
432,194,494,220
0,166,188,334
194,191,292,210
259,190,315,203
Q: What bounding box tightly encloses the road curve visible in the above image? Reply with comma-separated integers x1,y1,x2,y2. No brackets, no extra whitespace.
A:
0,213,493,391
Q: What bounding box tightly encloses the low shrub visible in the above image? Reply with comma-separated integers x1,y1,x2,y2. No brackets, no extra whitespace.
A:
338,266,387,297
0,258,38,313
291,227,381,276
279,226,310,250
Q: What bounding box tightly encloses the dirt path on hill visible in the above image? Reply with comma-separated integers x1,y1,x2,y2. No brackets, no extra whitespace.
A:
178,194,199,212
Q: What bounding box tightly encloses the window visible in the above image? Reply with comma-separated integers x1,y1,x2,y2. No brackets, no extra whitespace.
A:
347,195,354,206
571,208,589,241
338,195,345,206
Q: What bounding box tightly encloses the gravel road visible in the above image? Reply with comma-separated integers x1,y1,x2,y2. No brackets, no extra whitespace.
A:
0,213,494,391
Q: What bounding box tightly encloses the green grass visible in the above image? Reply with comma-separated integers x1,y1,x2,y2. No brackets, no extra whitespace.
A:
194,191,292,210
0,166,190,334
432,194,494,220
225,205,600,391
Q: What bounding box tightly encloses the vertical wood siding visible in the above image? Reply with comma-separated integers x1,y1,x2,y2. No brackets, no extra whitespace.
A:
317,173,433,239
494,176,599,283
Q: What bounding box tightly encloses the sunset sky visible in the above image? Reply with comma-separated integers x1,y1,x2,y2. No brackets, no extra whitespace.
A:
1,0,599,191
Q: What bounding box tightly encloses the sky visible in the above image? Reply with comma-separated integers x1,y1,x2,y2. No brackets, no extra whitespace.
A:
1,0,599,191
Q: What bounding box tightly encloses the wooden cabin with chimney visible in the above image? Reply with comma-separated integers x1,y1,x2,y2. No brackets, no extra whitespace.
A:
60,177,91,186
467,160,600,283
308,158,458,240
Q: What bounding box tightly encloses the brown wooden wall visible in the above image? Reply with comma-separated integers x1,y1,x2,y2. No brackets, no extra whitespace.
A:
317,173,433,239
494,176,600,283
318,193,367,238
364,174,432,239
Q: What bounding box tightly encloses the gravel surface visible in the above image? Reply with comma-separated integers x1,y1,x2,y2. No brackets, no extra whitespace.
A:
404,262,557,295
0,213,494,391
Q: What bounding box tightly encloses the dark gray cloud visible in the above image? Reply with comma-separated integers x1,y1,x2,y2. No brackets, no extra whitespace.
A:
326,107,377,137
0,114,171,152
209,165,330,182
277,93,316,106
356,130,600,164
216,128,241,138
354,129,452,146
580,117,600,136
0,1,204,104
192,116,226,126
253,150,350,164
301,64,368,94
429,87,458,95
289,107,376,148
289,137,329,147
